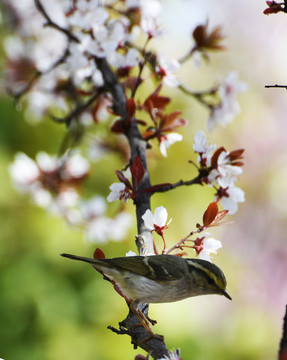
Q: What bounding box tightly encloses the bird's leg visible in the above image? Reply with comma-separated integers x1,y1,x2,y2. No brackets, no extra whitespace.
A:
130,301,164,343
141,303,157,325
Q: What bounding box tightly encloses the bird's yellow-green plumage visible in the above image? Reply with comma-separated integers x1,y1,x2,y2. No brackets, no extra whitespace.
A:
61,253,231,303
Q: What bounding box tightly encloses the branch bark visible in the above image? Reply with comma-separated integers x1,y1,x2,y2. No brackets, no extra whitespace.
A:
95,57,169,359
279,305,287,359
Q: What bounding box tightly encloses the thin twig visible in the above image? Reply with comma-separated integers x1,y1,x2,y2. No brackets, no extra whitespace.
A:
131,37,151,98
51,92,99,126
178,83,218,107
149,175,203,194
13,47,70,101
279,305,287,358
34,0,80,43
265,84,287,89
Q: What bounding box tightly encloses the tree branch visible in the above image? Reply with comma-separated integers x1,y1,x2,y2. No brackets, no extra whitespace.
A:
52,91,100,126
148,175,203,194
34,0,80,43
12,47,70,101
265,84,287,89
95,56,168,359
279,305,287,359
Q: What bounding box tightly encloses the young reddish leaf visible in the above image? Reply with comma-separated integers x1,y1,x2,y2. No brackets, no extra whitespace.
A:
141,182,173,193
231,161,244,167
193,22,225,51
115,170,132,189
135,355,148,360
126,97,136,119
130,156,145,190
279,349,287,360
206,209,230,227
174,252,188,257
94,248,105,259
111,119,126,134
135,119,147,126
263,1,284,14
142,84,171,119
229,148,244,161
142,127,157,140
159,111,188,132
211,146,226,167
203,202,219,227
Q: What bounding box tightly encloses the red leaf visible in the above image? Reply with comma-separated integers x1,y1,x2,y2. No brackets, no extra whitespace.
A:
116,170,132,189
94,248,105,259
142,127,157,140
229,148,244,161
263,2,284,14
111,119,125,134
279,349,287,360
135,355,148,360
174,252,188,257
203,202,219,227
130,156,145,190
141,182,172,193
231,161,244,167
211,146,226,167
135,119,147,126
126,97,136,119
193,22,225,51
214,209,229,223
142,84,171,119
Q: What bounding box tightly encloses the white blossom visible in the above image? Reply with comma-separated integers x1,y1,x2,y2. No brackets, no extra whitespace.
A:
108,212,133,241
159,133,183,157
9,153,40,191
193,130,217,165
219,186,245,215
207,72,248,131
30,183,53,208
85,212,132,243
107,182,126,202
198,236,222,262
85,216,114,243
67,4,108,30
126,250,137,257
64,153,90,179
36,152,58,172
142,206,171,231
157,55,180,87
109,48,140,69
208,151,242,188
140,0,164,38
80,196,107,220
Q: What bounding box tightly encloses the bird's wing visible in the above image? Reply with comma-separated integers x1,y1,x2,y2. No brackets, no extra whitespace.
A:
105,255,186,281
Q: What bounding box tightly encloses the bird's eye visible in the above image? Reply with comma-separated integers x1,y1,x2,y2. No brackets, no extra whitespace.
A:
207,277,216,286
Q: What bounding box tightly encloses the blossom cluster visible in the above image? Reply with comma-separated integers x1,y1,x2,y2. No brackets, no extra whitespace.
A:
9,152,132,243
140,205,222,262
4,0,246,136
5,1,245,250
207,72,248,131
193,130,245,214
3,0,163,120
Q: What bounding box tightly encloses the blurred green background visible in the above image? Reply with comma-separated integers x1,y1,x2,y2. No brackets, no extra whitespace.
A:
1,0,287,359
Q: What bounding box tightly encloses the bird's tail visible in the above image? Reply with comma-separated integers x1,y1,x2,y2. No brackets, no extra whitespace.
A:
61,253,103,266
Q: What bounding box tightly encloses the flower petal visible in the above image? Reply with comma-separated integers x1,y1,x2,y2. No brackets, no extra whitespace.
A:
142,209,155,230
153,206,168,227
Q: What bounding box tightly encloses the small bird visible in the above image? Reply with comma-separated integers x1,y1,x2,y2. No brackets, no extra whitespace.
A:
61,253,231,337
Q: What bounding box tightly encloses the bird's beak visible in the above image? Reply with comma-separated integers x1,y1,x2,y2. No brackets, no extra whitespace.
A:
222,290,232,300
